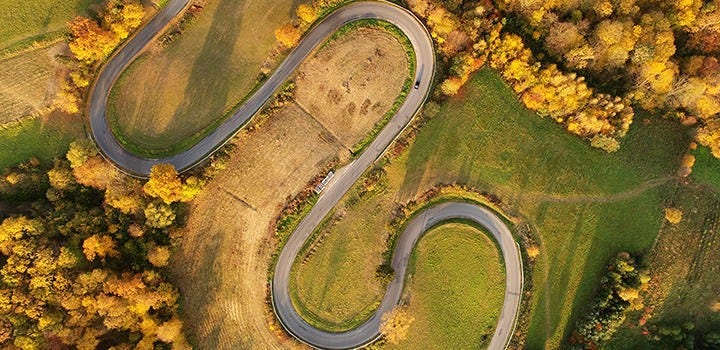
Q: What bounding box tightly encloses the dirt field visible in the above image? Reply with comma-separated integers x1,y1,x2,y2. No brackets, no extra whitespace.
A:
169,103,340,349
168,27,409,348
0,43,63,124
294,27,409,148
109,0,297,153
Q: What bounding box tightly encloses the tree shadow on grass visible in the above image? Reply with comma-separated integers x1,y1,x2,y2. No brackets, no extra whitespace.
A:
169,0,248,139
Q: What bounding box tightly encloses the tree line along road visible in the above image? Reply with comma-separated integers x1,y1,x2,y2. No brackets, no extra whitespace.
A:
87,0,524,349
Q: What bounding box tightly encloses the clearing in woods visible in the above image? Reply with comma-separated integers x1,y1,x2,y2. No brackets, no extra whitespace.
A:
167,26,410,349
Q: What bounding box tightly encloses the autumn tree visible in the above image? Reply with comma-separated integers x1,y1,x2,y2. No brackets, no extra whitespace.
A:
156,317,184,343
68,16,119,64
380,307,414,345
103,0,145,40
664,207,683,224
144,202,176,229
275,23,301,48
143,164,183,204
73,155,122,191
573,253,649,347
296,3,318,24
105,182,144,214
147,245,171,268
66,139,98,168
54,83,82,114
83,234,119,262
47,161,76,191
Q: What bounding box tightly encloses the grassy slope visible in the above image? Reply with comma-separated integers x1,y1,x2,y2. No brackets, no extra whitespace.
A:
291,67,689,347
0,0,100,50
691,145,720,190
385,223,505,350
605,149,720,349
0,113,84,169
108,0,295,155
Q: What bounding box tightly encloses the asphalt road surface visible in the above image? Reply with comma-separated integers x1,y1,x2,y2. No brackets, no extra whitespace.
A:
88,0,524,349
274,201,523,349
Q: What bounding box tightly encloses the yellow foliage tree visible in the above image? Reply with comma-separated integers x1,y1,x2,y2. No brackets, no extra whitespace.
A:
143,164,183,204
664,207,683,224
54,84,82,114
66,139,98,169
697,119,720,158
380,307,414,345
156,318,183,343
147,246,171,268
82,235,119,262
48,165,76,191
144,202,176,229
526,245,540,259
104,1,145,40
105,184,144,215
68,17,119,63
72,156,121,191
275,24,301,49
296,3,318,24
440,77,463,96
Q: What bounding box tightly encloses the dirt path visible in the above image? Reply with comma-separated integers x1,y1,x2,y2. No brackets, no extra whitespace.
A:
517,177,672,204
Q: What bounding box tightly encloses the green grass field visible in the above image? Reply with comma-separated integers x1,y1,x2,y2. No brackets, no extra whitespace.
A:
691,145,720,190
601,147,720,348
605,183,720,349
0,0,100,50
290,67,689,347
289,174,395,331
0,114,84,169
385,223,504,350
108,0,296,156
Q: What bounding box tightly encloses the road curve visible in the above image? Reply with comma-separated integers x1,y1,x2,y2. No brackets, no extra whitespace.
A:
275,201,523,349
89,0,433,176
88,0,524,348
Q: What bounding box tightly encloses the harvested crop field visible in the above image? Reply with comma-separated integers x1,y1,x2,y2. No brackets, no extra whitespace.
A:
168,25,409,348
294,27,410,148
0,43,64,124
169,103,340,349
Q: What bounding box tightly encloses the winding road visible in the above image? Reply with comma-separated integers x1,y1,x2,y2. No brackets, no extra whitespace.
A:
88,1,524,349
